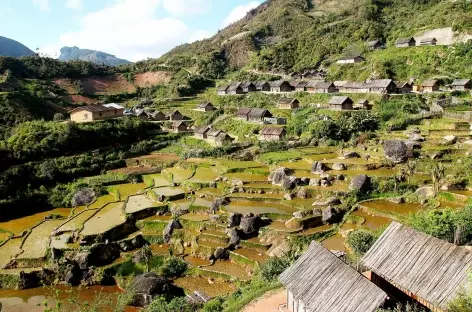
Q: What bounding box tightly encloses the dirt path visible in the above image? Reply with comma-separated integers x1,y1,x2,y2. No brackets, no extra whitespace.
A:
242,288,286,312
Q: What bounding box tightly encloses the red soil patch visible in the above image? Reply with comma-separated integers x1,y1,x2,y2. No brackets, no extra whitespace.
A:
81,75,136,95
131,154,180,162
242,288,286,312
61,95,98,105
54,78,77,94
109,167,158,175
134,71,172,88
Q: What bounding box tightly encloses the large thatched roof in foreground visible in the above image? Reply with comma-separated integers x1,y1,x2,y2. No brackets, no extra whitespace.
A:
279,241,387,312
362,221,472,310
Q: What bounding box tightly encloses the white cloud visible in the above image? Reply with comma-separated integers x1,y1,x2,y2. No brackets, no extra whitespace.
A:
222,1,260,28
32,0,50,12
50,0,191,61
66,0,82,10
188,30,213,43
162,0,211,16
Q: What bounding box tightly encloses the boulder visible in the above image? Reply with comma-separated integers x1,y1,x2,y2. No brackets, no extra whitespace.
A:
74,252,90,270
281,176,299,189
320,179,331,187
336,174,346,181
441,184,461,191
388,197,405,204
227,213,242,227
409,134,425,142
19,271,40,290
293,211,306,219
309,178,320,186
266,239,291,257
131,273,172,307
131,235,147,249
341,151,360,159
171,206,189,218
210,214,221,223
268,167,290,185
405,140,422,151
313,197,342,207
443,135,457,145
299,177,310,185
415,186,435,199
240,214,261,237
64,262,82,286
163,219,182,243
213,247,229,260
225,228,241,246
297,188,307,199
210,198,225,214
322,207,339,224
231,178,244,187
430,150,445,160
50,248,63,261
349,175,371,193
119,240,134,252
284,193,294,201
311,161,327,174
383,140,409,164
332,163,347,171
88,243,121,267
71,188,96,208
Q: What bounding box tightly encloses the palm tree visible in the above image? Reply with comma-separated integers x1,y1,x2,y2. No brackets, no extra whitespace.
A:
404,160,417,184
431,162,446,196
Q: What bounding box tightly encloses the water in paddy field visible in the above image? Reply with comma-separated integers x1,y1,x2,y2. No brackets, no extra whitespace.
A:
0,285,138,312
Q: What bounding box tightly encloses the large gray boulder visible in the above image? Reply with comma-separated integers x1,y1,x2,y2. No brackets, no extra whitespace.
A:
281,176,299,189
349,175,371,193
383,140,409,164
88,243,121,267
131,273,172,307
443,135,457,145
311,161,328,174
71,188,96,208
240,214,261,237
64,262,82,286
341,151,360,159
213,247,229,260
332,163,347,171
322,207,339,224
268,167,290,185
227,213,242,227
225,228,241,246
313,197,342,207
19,271,41,290
415,186,435,199
163,219,182,243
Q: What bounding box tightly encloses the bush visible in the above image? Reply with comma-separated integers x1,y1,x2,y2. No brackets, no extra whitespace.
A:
260,256,292,282
346,229,376,255
147,296,199,312
160,257,188,278
202,298,224,312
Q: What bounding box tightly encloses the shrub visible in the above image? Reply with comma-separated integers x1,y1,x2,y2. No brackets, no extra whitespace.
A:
160,257,188,278
346,229,376,255
260,256,292,282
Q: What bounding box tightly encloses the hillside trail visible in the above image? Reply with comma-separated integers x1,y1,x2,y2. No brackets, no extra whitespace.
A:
241,288,285,312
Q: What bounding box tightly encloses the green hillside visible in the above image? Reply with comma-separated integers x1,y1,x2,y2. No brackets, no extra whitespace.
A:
0,36,35,58
59,46,131,67
157,0,472,81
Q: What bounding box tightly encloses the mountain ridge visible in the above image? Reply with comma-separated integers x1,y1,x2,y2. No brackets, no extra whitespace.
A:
59,46,131,67
0,36,35,58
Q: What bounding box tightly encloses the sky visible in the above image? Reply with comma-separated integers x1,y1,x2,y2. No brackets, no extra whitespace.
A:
0,0,262,61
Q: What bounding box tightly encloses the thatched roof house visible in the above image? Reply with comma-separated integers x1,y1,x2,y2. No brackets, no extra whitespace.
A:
306,81,336,93
366,79,396,93
196,101,215,112
294,81,308,92
207,129,233,146
421,79,439,92
277,98,300,110
336,56,365,64
236,108,253,120
255,81,271,92
217,84,230,96
367,39,383,50
240,81,257,93
395,81,413,93
362,221,472,311
396,37,416,47
259,127,286,141
420,37,437,46
227,82,244,95
172,121,188,133
280,241,388,312
269,80,292,93
150,110,166,121
328,96,353,110
451,79,472,91
248,108,272,122
194,126,211,139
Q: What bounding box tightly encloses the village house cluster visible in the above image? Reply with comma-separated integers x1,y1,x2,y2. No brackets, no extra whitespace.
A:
217,78,472,97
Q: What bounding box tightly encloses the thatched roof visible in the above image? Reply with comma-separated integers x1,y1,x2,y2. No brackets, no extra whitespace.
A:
194,126,210,135
270,80,290,87
236,108,252,117
70,105,117,114
342,81,369,89
227,82,242,91
306,81,334,89
150,110,165,118
217,84,229,92
280,241,388,312
295,81,309,88
278,98,299,105
366,79,394,88
255,81,269,87
260,127,285,136
334,80,348,87
452,79,471,86
396,37,415,44
240,81,255,88
329,96,352,105
422,79,438,87
420,37,437,43
367,39,381,47
197,101,213,109
395,81,412,88
172,121,186,128
358,99,369,105
248,108,271,118
362,221,472,310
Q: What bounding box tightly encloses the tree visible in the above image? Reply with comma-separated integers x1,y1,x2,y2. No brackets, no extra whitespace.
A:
53,113,64,121
431,162,446,196
404,160,417,184
347,229,376,256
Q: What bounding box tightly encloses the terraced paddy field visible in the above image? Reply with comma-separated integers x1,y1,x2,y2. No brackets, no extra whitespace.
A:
188,167,219,183
0,238,23,267
180,213,211,222
164,167,194,183
351,210,392,230
225,201,298,215
0,208,71,235
87,194,116,210
57,209,97,233
191,198,213,209
174,276,237,297
18,219,65,259
125,194,158,214
108,183,146,200
80,202,125,236
360,200,423,215
202,260,251,281
143,173,171,187
321,233,347,252
152,187,187,199
224,172,268,182
49,233,74,250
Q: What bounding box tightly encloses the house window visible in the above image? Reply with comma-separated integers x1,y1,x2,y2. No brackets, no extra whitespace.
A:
99,113,103,117
84,113,89,120
114,110,117,114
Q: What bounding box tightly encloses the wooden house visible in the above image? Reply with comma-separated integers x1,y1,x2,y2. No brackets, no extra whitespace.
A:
70,105,123,123
168,110,183,121
421,79,439,93
277,98,300,110
207,129,233,146
357,99,372,110
217,84,229,96
395,81,413,94
336,56,365,64
259,127,286,142
280,241,388,312
269,80,292,93
194,126,211,139
294,81,308,92
420,37,437,46
451,79,472,91
236,108,252,121
329,96,353,110
227,82,244,95
195,101,215,112
366,79,396,93
396,37,416,48
240,81,257,93
367,39,383,51
306,81,336,93
290,72,302,80
150,110,166,121
135,109,150,120
255,81,271,92
338,82,370,93
172,121,188,133
248,108,272,123
362,222,472,312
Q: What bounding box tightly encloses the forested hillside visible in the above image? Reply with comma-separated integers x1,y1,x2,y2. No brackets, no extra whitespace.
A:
0,36,35,58
157,0,472,80
59,46,131,66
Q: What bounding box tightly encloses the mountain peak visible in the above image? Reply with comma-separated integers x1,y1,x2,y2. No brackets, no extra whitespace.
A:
0,36,35,58
59,46,131,67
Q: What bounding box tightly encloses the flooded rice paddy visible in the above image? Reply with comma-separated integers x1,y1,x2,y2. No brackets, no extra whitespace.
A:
0,208,71,235
18,219,65,259
80,202,125,236
225,201,298,215
125,194,157,214
360,200,423,215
